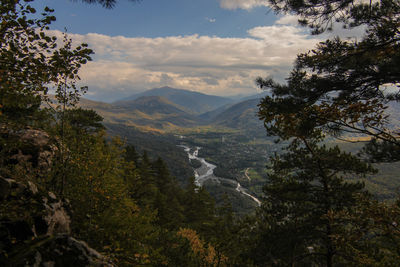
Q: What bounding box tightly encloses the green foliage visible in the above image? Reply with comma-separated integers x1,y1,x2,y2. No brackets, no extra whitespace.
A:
183,177,216,234
268,0,399,34
362,138,400,163
79,0,139,9
0,0,92,129
251,0,400,265
329,194,400,265
56,133,159,264
0,0,93,197
249,138,373,265
62,139,231,265
0,1,243,266
0,0,55,127
63,108,105,134
106,123,194,184
259,0,400,156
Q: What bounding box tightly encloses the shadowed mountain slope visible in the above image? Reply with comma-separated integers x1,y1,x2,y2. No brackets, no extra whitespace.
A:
73,96,201,131
210,98,265,135
116,86,233,114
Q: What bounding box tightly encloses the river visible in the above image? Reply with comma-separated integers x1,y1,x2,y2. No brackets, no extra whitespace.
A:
178,145,261,206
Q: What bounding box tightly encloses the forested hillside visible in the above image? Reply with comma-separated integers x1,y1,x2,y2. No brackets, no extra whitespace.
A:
0,3,240,265
1,0,400,266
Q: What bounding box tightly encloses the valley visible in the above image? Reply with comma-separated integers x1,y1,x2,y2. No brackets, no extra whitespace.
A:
73,86,272,213
4,1,400,264
75,86,267,135
80,86,400,213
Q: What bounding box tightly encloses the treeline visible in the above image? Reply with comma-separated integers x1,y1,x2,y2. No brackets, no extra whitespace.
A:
248,0,400,265
49,120,240,265
0,108,242,265
105,122,194,185
0,2,238,265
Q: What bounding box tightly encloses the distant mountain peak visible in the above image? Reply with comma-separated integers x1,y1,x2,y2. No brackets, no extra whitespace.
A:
115,86,233,114
134,95,170,103
157,86,175,90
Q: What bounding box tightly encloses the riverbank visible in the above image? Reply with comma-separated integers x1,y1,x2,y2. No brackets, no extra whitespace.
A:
178,145,261,206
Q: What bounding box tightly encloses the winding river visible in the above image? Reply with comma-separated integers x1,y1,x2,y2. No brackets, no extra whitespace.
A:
178,145,261,206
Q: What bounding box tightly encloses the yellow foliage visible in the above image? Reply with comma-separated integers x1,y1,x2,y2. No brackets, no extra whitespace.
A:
177,228,227,267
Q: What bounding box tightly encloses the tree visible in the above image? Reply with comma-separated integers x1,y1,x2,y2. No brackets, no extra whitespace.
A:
63,108,105,134
0,0,92,128
1,1,233,266
78,0,140,9
183,177,216,238
268,0,400,34
0,0,92,191
250,0,400,265
259,0,400,157
249,137,375,266
0,0,55,127
329,193,400,265
152,157,185,229
124,144,140,165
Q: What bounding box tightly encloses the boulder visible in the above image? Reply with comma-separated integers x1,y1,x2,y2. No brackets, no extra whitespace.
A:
8,235,113,267
0,127,112,266
1,127,58,173
0,178,112,266
41,194,71,236
1,177,71,235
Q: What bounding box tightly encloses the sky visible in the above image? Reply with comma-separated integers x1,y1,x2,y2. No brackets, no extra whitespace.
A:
33,0,364,102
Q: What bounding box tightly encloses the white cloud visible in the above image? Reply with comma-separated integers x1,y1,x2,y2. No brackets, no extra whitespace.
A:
276,15,299,26
48,25,322,101
275,15,366,40
206,17,216,23
219,0,269,10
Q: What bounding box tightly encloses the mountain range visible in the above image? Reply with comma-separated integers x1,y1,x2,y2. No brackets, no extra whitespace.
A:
115,86,233,114
79,86,400,138
77,86,400,207
77,86,266,133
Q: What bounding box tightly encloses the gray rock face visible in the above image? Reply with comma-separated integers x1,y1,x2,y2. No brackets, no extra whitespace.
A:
18,129,58,172
0,177,70,236
11,235,113,267
0,177,112,266
1,126,112,266
1,126,58,173
42,195,71,236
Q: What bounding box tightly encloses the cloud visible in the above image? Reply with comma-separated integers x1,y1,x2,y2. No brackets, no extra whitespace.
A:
48,26,322,101
219,0,269,10
205,17,216,23
276,14,366,40
276,15,299,26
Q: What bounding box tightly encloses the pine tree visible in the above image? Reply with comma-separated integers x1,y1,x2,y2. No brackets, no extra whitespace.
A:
183,177,216,236
124,145,140,166
259,0,400,160
152,157,185,229
251,137,374,266
251,0,400,265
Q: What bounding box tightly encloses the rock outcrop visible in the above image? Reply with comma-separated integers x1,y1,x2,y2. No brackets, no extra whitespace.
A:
0,126,58,173
0,177,112,266
0,126,113,266
10,235,112,267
